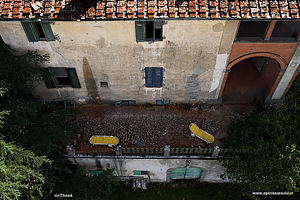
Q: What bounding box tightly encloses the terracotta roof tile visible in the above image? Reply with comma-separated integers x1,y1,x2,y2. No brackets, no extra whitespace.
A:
148,6,155,13
198,0,205,7
96,1,105,10
189,6,197,13
106,7,114,14
169,6,177,13
0,0,299,19
148,1,156,7
169,0,175,7
4,3,11,9
13,1,21,7
12,7,19,14
106,1,114,7
127,0,135,7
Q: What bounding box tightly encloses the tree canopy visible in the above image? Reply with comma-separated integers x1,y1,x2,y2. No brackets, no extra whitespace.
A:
0,43,122,199
220,75,300,197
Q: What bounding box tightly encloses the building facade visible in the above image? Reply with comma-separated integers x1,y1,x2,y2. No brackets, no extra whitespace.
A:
1,0,300,183
0,0,299,104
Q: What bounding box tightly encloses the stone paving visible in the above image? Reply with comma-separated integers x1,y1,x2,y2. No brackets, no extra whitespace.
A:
72,103,257,154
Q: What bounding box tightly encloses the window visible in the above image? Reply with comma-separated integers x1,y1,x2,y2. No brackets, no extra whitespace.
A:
135,21,163,42
22,21,55,42
145,67,163,88
44,67,81,88
100,82,109,88
236,21,269,38
271,21,300,37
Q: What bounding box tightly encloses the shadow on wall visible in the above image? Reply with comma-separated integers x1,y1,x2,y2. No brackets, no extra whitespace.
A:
82,57,100,101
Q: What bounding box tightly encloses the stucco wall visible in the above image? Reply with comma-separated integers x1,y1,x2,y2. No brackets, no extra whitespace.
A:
68,157,227,183
0,20,237,103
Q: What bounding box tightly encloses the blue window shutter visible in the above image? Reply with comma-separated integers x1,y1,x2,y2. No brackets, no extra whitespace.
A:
145,67,163,87
145,67,153,87
66,68,81,88
154,67,163,87
40,22,55,41
135,21,145,42
21,21,38,42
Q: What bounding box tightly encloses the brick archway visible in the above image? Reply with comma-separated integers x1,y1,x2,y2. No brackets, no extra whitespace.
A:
219,52,287,103
226,52,287,71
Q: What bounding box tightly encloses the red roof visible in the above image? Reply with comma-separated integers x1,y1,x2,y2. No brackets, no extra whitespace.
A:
0,0,299,20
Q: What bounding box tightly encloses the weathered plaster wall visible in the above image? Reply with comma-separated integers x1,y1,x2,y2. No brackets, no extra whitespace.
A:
0,20,237,103
68,157,227,183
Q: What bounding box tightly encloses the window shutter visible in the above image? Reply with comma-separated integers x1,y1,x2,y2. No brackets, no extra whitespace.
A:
21,21,38,42
154,21,162,41
40,22,55,41
44,78,56,88
145,67,153,87
43,68,56,88
154,67,163,87
66,68,81,88
135,21,145,42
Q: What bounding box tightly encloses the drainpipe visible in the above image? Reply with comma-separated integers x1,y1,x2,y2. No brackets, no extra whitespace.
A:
118,158,123,176
148,172,151,183
113,159,120,177
56,88,61,98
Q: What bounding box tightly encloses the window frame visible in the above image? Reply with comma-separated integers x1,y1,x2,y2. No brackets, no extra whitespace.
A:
44,67,81,89
135,21,163,42
22,21,55,42
145,67,164,88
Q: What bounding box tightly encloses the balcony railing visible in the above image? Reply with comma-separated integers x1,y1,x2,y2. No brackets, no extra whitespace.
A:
65,145,228,158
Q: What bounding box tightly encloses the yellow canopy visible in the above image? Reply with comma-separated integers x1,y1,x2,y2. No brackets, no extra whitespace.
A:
90,136,119,146
189,123,214,143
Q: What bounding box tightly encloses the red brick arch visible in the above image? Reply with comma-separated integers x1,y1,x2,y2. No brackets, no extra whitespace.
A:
226,52,288,70
219,52,288,100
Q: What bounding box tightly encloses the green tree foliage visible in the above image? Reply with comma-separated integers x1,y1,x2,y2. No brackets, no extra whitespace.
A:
0,138,50,200
0,44,77,199
0,89,50,200
54,167,122,200
220,75,300,196
0,43,122,199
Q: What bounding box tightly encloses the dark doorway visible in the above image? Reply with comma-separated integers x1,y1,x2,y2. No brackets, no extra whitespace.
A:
222,57,280,104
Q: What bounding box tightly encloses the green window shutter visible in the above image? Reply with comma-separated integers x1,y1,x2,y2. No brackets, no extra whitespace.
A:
154,21,162,41
43,68,56,88
21,21,38,42
40,22,55,41
44,77,56,88
89,170,103,176
66,68,81,88
133,171,142,175
135,21,145,42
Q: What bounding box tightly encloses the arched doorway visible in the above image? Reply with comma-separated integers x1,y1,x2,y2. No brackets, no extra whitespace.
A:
222,56,281,104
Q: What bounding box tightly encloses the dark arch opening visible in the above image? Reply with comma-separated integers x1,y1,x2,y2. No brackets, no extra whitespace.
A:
222,57,280,104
